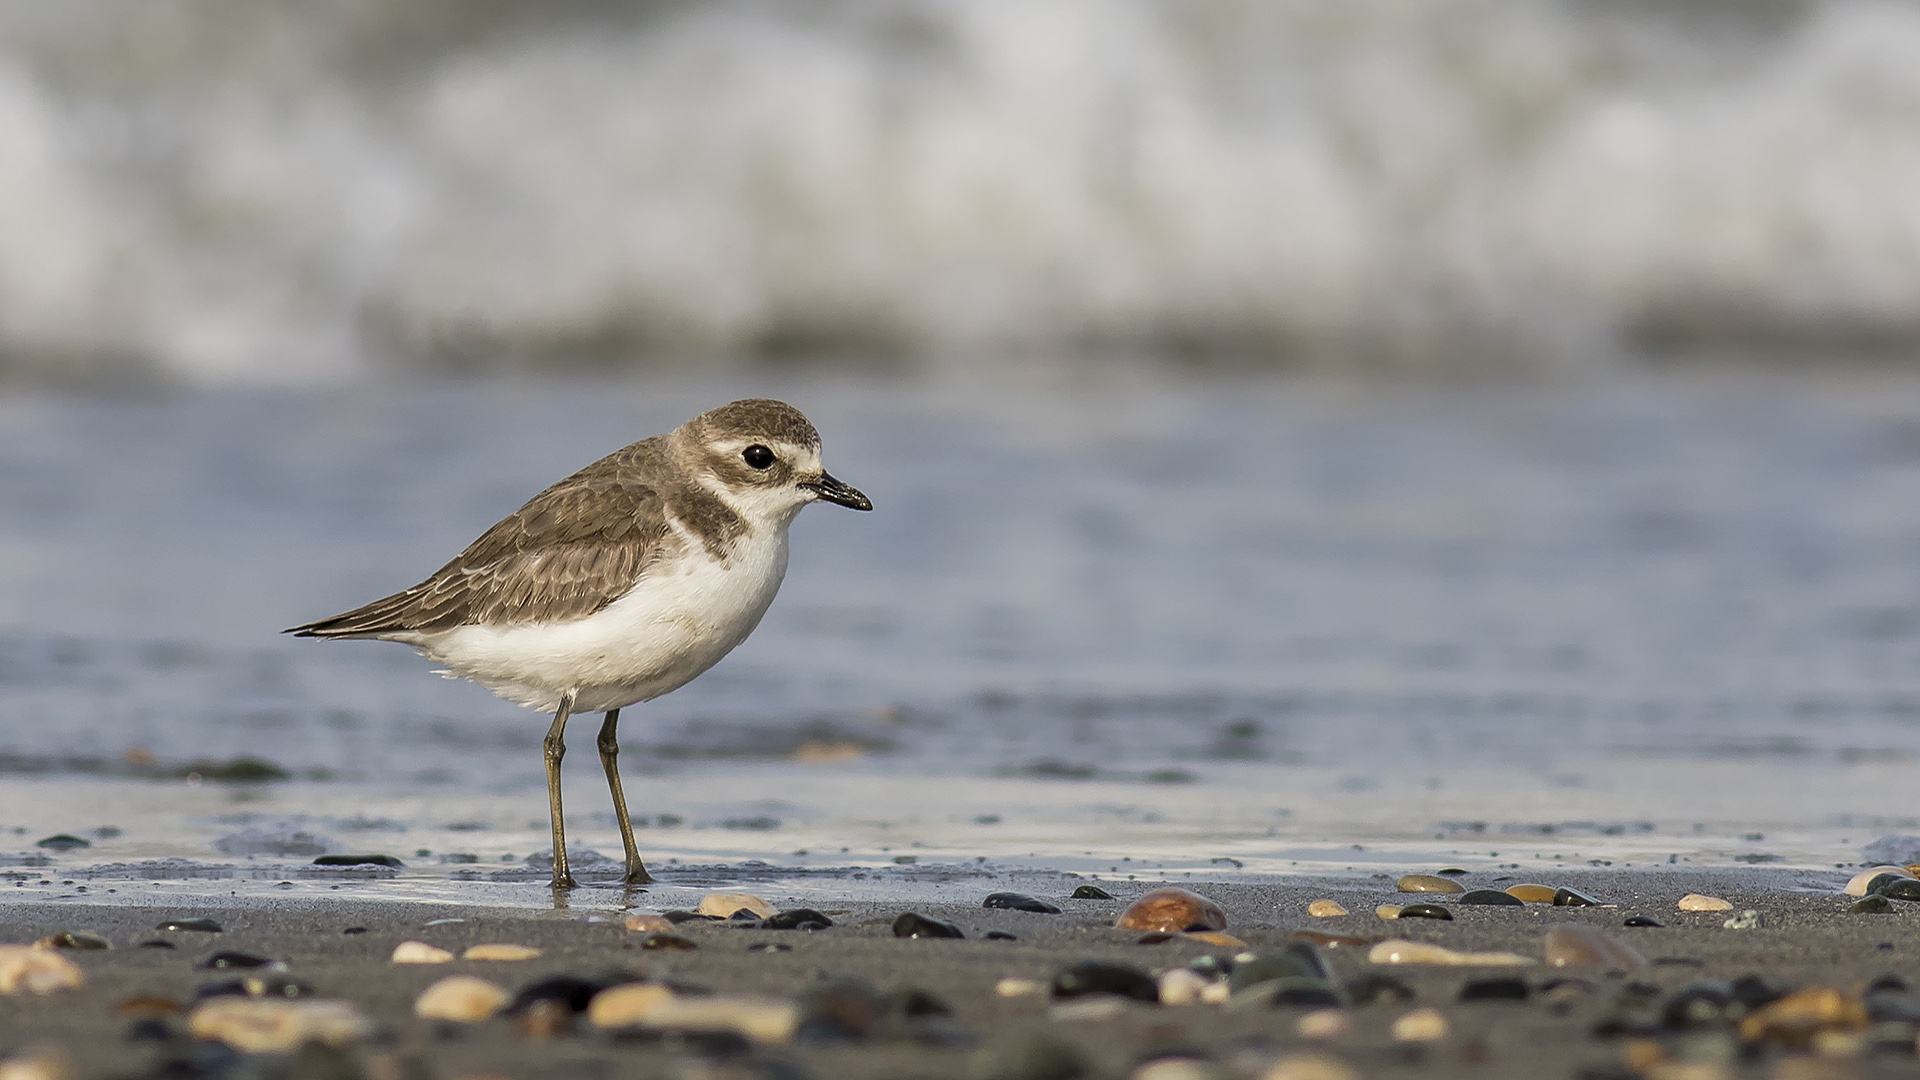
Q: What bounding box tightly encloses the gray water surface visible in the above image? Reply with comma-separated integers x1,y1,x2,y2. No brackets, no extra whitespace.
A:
1,372,1917,898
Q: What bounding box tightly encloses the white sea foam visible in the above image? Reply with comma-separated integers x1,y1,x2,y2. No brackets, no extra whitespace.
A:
0,0,1915,382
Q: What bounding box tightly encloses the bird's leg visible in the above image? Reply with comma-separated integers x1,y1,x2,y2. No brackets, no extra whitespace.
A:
544,690,578,890
598,709,654,885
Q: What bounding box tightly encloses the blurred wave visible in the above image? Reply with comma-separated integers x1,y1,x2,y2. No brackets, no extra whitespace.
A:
0,0,1917,382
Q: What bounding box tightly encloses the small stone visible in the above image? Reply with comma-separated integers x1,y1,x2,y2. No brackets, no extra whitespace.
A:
35,932,109,951
1130,1061,1219,1080
390,941,452,964
311,854,402,867
1845,866,1914,896
462,943,541,961
196,951,279,971
187,999,371,1053
1677,894,1733,912
0,946,83,994
636,933,697,950
1157,969,1211,1006
1307,901,1347,917
1049,997,1131,1022
1545,927,1647,969
1459,977,1530,1001
1553,887,1606,907
516,999,572,1038
1374,905,1403,919
986,931,1019,941
116,995,185,1017
1071,885,1114,900
1390,1007,1449,1041
414,976,510,1022
1624,916,1664,927
1397,903,1453,920
969,1032,1091,1080
587,983,675,1028
893,913,964,939
34,834,89,852
1872,877,1920,901
995,978,1046,998
748,942,791,952
1721,911,1761,930
137,940,175,949
624,913,674,932
154,918,222,933
1234,978,1343,1008
1260,1054,1358,1080
508,975,607,1014
1504,884,1557,903
1230,943,1333,989
1397,875,1465,894
761,908,834,930
1368,939,1534,967
628,994,800,1043
697,893,774,919
985,892,1062,914
1114,888,1227,932
1296,1009,1349,1037
1457,890,1524,907
1289,930,1376,949
1850,895,1895,913
1739,987,1868,1045
0,1050,68,1080
1052,960,1157,1002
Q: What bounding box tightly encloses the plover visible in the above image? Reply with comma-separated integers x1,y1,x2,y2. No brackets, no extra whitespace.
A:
287,399,871,889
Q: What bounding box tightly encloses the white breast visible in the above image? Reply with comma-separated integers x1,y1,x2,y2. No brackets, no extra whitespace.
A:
413,520,791,714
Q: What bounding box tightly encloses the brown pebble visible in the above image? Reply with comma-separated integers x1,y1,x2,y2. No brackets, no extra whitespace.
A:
115,995,184,1017
1390,1007,1449,1041
1260,1054,1357,1080
1739,987,1867,1045
696,893,774,919
390,941,452,965
1307,900,1347,917
35,932,110,951
623,913,675,933
1544,927,1646,969
462,944,541,962
1677,894,1733,912
187,999,371,1053
1397,874,1465,894
1185,931,1245,948
587,983,676,1028
1374,905,1403,919
414,976,510,1023
1504,884,1557,903
0,947,83,995
0,1050,68,1080
1113,888,1227,932
516,999,572,1039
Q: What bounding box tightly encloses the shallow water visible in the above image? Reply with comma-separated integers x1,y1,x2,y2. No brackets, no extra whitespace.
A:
1,371,1918,902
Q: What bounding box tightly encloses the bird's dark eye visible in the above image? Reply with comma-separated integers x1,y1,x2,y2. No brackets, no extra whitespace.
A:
742,445,776,470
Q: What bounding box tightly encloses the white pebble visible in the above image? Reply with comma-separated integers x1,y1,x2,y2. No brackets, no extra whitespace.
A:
1158,968,1211,1006
1677,894,1733,912
389,941,452,965
1390,1007,1449,1041
0,947,82,995
995,977,1045,998
413,976,509,1022
1296,1009,1350,1038
462,943,541,961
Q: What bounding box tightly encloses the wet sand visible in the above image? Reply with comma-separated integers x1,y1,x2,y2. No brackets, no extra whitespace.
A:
0,867,1911,1079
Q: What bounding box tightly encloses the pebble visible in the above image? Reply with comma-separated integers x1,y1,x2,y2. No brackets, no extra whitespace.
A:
1545,927,1647,969
625,994,800,1043
390,941,453,964
1344,973,1416,1006
1397,874,1465,894
1390,1007,1449,1041
1872,877,1920,901
986,931,1020,941
1049,997,1132,1022
462,944,541,961
994,978,1046,998
1368,939,1534,967
1849,895,1894,914
1071,885,1114,899
1844,866,1914,896
984,892,1062,914
1157,969,1211,1006
1504,884,1557,903
1260,1054,1358,1080
1130,1060,1220,1080
969,1032,1091,1080
154,918,222,933
1739,987,1867,1044
1374,905,1403,919
516,999,572,1039
1114,888,1228,932
1396,903,1453,921
311,854,403,867
1296,1009,1349,1037
748,942,792,953
34,932,109,950
1721,910,1761,930
1459,977,1530,1001
1624,916,1665,927
1052,960,1158,1002
1185,931,1244,947
697,893,774,919
1229,944,1333,990
795,975,889,1040
34,834,89,852
1457,890,1524,907
196,951,280,971
187,999,372,1053
1307,901,1347,917
413,976,510,1022
893,913,964,939
1553,887,1605,907
761,908,834,930
509,975,607,1014
586,983,675,1028
0,1050,67,1080
0,947,83,995
624,914,674,933
1677,894,1733,912
636,933,697,950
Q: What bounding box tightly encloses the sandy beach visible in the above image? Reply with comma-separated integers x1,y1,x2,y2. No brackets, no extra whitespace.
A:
3,866,1914,1079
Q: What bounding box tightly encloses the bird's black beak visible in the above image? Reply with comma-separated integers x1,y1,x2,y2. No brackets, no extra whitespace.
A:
802,472,872,511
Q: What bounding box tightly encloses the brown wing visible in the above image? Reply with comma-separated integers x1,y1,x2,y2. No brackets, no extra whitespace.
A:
287,441,672,638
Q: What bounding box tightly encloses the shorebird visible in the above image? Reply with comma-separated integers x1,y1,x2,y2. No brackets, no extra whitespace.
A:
288,399,871,889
